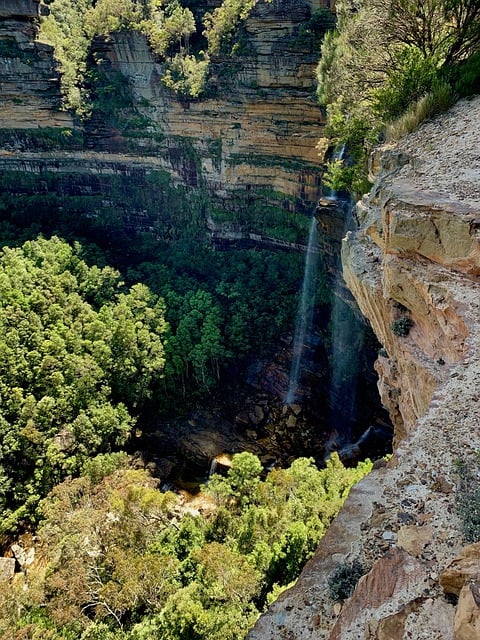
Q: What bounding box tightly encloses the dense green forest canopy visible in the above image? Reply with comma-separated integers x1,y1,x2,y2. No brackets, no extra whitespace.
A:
0,234,324,536
0,234,367,639
0,237,168,533
0,452,372,639
0,171,318,401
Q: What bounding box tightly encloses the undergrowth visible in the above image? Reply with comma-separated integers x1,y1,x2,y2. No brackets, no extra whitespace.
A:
386,82,456,141
455,457,480,543
327,560,366,601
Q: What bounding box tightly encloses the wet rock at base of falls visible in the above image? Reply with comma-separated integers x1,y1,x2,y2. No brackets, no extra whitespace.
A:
235,411,251,428
286,414,297,429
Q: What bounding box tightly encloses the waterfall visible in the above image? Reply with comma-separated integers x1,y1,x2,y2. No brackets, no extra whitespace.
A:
285,216,320,405
327,144,362,442
329,279,364,440
208,457,218,478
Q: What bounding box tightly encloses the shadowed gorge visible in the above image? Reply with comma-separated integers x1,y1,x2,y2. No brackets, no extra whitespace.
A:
0,0,388,480
249,97,480,640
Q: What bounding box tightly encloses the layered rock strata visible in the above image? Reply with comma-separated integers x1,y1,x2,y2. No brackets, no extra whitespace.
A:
91,0,329,209
0,0,329,226
0,1,73,128
249,97,480,639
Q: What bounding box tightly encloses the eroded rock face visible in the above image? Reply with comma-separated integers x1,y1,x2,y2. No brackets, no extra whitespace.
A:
454,584,480,640
329,548,428,640
0,1,328,219
0,2,73,129
0,1,346,274
440,543,480,596
93,1,327,207
0,0,41,19
342,99,480,440
249,97,480,640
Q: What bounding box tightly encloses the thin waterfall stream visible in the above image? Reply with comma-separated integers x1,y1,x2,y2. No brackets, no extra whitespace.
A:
284,145,344,406
328,196,360,441
285,216,320,404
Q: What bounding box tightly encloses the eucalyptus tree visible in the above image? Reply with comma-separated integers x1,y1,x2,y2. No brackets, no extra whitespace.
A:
0,237,168,533
317,0,479,191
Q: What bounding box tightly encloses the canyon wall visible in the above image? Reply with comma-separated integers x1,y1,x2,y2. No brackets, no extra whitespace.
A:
249,97,480,639
0,0,331,246
5,3,480,636
0,0,73,128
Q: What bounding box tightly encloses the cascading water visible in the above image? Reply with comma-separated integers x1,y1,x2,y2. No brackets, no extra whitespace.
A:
285,216,320,404
208,457,218,478
327,145,364,442
329,268,364,437
285,144,345,406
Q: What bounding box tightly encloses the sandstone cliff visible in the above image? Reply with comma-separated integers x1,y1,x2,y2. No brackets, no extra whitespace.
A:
0,0,73,128
4,3,480,637
249,97,480,639
0,0,329,242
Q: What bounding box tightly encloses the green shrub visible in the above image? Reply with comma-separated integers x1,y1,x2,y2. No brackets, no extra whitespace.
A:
162,53,210,99
372,46,440,122
295,8,336,52
391,316,413,337
455,459,480,543
315,0,480,195
448,51,480,98
203,0,258,56
328,560,366,601
457,490,480,542
386,81,455,141
322,157,351,193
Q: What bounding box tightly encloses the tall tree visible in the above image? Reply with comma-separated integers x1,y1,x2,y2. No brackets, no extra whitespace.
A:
318,0,480,115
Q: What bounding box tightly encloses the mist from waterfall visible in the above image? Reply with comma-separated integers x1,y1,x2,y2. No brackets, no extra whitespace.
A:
318,143,364,443
285,216,319,405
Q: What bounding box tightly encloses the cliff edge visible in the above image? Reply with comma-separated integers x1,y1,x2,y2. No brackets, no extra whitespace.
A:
249,96,480,639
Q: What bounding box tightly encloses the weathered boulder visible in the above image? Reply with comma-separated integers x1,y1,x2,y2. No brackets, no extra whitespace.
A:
440,543,480,596
329,548,428,640
11,543,34,571
397,524,433,557
454,583,480,640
